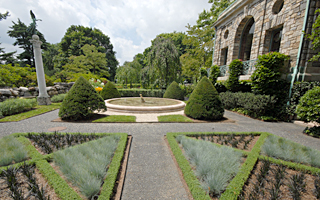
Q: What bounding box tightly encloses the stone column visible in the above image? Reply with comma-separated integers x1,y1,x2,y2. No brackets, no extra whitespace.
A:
29,35,51,105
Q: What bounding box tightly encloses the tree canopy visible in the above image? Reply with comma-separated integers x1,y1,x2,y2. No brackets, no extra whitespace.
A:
7,18,48,67
148,37,181,88
58,25,118,80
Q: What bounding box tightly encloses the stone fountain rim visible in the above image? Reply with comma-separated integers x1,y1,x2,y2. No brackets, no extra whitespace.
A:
105,97,186,113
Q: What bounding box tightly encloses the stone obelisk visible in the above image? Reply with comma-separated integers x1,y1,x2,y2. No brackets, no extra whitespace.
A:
30,35,51,105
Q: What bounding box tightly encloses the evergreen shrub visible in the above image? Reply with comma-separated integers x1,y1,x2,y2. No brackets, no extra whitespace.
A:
51,93,67,103
0,98,37,117
185,77,224,120
209,65,220,85
180,84,196,98
59,76,106,120
100,81,121,100
163,81,184,100
219,92,276,119
226,59,243,92
119,89,165,97
296,86,320,137
251,52,290,119
287,81,320,116
214,81,227,93
200,67,208,79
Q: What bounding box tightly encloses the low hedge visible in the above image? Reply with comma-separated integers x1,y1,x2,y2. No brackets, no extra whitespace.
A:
2,132,128,200
219,92,277,119
167,131,320,200
0,98,37,117
118,89,165,97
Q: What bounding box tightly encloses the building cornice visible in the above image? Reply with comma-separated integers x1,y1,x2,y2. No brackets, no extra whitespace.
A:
213,0,252,27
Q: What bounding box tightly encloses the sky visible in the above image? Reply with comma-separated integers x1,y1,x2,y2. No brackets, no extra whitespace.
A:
0,0,212,65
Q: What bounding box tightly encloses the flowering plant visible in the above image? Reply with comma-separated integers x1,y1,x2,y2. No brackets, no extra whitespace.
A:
89,78,104,88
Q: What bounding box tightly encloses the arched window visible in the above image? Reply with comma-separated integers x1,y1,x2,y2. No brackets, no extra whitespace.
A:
239,18,255,61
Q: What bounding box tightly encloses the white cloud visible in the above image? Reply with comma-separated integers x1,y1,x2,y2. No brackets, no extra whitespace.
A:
0,0,212,65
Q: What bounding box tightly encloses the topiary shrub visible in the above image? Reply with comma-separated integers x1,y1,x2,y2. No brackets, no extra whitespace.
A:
100,81,121,100
59,76,106,120
296,86,320,137
163,81,184,100
185,77,224,120
226,59,243,92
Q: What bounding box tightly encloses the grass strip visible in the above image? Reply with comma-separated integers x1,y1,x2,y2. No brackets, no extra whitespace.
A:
167,132,211,200
93,115,136,122
0,103,61,122
36,159,82,200
98,133,128,200
158,114,193,122
220,132,270,200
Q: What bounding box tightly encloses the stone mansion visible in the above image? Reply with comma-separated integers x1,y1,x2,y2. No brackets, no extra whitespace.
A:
212,0,320,82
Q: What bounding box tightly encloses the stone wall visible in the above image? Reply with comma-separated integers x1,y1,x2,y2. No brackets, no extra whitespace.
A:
0,82,74,102
213,0,320,81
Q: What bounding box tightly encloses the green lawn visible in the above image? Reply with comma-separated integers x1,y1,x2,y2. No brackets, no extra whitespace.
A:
93,115,136,122
157,114,193,122
0,103,61,122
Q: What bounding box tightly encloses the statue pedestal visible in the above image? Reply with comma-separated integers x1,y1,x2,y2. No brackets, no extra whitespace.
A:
37,97,52,105
29,35,51,105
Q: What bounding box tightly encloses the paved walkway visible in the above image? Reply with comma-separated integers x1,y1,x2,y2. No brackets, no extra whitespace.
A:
0,110,320,199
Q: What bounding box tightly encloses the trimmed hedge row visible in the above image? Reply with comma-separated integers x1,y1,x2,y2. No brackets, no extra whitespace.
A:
2,132,128,200
167,131,320,200
118,89,165,97
219,91,277,119
0,98,37,117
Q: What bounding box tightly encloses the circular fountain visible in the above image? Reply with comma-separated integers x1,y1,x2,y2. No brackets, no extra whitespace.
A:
105,97,186,113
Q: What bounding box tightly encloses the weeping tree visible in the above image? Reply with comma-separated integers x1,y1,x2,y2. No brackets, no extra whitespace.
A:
148,37,181,89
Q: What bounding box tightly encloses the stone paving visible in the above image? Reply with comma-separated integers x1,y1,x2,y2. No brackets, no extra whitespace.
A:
0,109,320,199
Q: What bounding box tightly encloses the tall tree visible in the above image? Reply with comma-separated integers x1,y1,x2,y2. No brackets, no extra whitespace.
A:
156,32,188,56
59,25,118,80
181,0,233,82
115,62,136,86
62,44,108,76
148,37,181,88
42,43,59,75
0,11,9,21
7,18,48,67
0,11,16,64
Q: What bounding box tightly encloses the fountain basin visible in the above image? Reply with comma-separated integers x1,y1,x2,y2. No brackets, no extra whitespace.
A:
105,97,186,113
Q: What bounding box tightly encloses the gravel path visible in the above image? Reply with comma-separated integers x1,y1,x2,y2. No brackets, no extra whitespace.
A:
0,109,319,199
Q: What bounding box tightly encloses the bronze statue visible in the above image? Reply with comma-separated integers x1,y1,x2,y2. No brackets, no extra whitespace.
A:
26,10,41,35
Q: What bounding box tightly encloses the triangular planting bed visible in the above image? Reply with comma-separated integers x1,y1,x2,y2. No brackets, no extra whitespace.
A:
188,133,260,151
0,132,129,200
167,132,320,200
25,132,105,155
239,158,320,199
